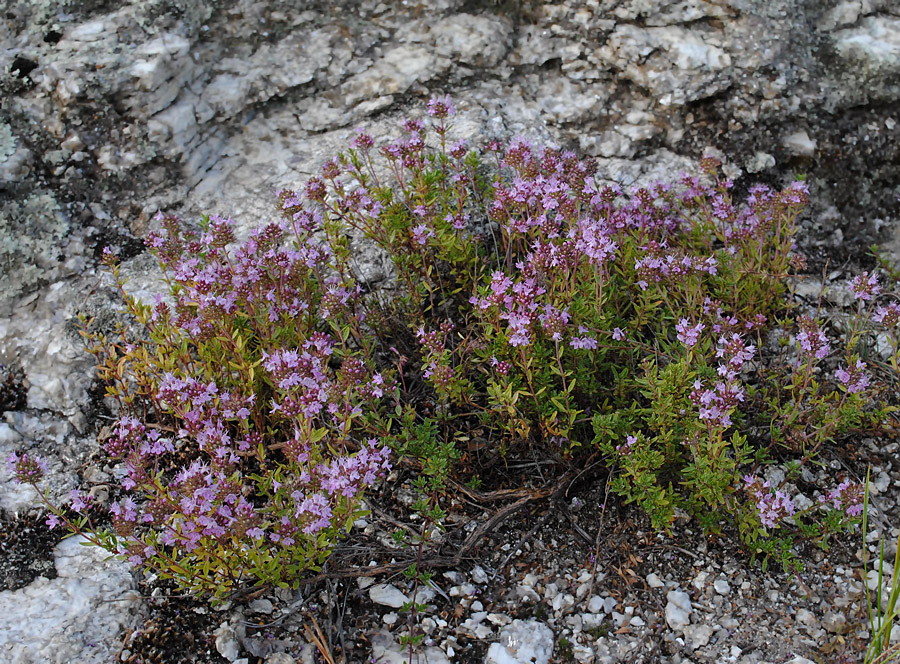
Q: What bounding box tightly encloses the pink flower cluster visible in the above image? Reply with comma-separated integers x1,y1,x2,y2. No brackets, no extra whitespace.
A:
263,337,385,422
797,316,830,361
417,322,458,392
634,242,717,291
743,475,796,529
818,480,863,517
835,358,870,394
690,333,754,428
850,271,880,301
874,302,900,326
676,319,705,348
6,451,47,484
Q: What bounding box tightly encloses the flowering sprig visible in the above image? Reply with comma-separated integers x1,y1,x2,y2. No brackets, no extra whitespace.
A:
836,358,870,394
744,475,796,530
851,271,881,302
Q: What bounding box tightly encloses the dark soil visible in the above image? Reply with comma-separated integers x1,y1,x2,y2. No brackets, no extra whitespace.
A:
0,509,64,591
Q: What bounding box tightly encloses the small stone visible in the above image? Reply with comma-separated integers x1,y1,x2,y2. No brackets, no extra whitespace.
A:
683,624,713,649
486,619,555,664
602,597,617,614
713,579,731,595
782,130,817,157
552,593,575,613
214,622,241,661
796,608,818,628
410,586,435,605
471,566,489,584
443,571,464,584
264,654,296,664
369,583,409,608
383,612,398,625
822,612,847,634
587,596,605,613
516,585,541,603
248,599,274,615
572,644,594,664
692,571,709,591
746,151,775,173
450,583,477,597
665,590,692,631
867,569,884,591
646,573,665,588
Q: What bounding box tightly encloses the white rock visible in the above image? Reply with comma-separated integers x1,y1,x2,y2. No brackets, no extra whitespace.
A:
410,586,435,605
552,593,575,613
249,598,274,614
486,619,555,664
713,578,731,595
0,536,141,663
834,17,900,76
516,585,541,603
746,151,775,173
450,583,477,597
796,608,818,627
782,130,817,157
646,573,665,588
602,597,617,614
587,595,605,613
572,644,594,663
683,623,714,649
214,621,243,661
369,583,409,608
665,590,693,631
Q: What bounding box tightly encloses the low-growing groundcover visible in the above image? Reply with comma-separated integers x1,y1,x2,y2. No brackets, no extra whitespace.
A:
8,99,900,647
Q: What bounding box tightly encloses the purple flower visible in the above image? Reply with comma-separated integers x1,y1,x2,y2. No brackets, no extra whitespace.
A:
411,223,434,246
744,475,795,529
6,452,47,484
874,302,900,327
616,434,638,456
715,333,755,370
835,358,869,394
797,316,830,361
818,480,864,517
68,490,91,514
850,271,881,301
675,319,704,348
427,95,454,119
612,327,625,341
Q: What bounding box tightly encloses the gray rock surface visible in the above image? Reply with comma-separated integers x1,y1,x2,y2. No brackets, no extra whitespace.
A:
0,536,141,664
